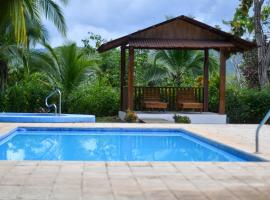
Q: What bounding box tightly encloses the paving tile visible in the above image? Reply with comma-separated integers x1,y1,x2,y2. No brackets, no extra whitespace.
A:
204,190,240,200
144,190,177,200
106,162,128,167
108,166,132,176
162,177,194,190
84,172,108,178
0,124,270,200
172,190,209,200
137,177,167,191
82,194,115,200
151,162,174,167
17,161,39,166
0,186,21,200
9,165,36,175
18,186,51,200
128,162,151,167
25,176,55,186
113,187,143,196
84,162,106,167
229,187,267,200
0,175,27,186
84,165,106,171
114,194,145,200
110,178,137,190
52,186,81,200
130,167,157,176
55,176,82,186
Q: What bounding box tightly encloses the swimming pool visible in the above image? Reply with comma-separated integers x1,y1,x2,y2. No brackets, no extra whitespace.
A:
0,113,95,123
0,127,264,162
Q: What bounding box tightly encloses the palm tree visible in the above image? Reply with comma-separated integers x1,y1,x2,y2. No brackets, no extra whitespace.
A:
31,43,98,94
145,50,218,86
0,0,68,45
0,0,68,90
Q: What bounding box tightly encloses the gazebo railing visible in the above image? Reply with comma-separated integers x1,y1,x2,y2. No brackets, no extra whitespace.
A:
123,86,203,111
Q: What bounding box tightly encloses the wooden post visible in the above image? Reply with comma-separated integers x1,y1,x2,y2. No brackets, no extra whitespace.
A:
120,46,126,111
219,49,227,114
127,47,134,110
203,49,209,112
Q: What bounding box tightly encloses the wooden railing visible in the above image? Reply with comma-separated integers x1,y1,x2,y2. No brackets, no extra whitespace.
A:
122,86,203,111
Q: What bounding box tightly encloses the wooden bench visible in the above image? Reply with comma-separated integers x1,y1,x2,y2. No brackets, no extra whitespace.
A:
142,88,168,110
177,89,203,112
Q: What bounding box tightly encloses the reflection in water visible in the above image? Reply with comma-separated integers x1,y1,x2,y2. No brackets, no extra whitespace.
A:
6,143,25,160
0,131,241,161
81,139,97,152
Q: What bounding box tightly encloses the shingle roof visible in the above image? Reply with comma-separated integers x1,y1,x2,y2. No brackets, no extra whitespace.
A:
98,15,256,53
128,39,235,49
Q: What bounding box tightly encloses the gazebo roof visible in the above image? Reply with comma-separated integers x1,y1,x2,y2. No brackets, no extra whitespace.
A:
98,15,256,53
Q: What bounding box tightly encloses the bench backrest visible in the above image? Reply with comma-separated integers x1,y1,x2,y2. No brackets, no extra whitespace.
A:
143,88,161,101
177,89,197,102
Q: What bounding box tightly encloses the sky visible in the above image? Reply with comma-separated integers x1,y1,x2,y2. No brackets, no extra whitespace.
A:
44,0,239,47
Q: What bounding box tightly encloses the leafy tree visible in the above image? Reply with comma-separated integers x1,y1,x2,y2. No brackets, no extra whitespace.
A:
225,0,270,87
134,49,152,86
82,32,121,87
241,49,260,88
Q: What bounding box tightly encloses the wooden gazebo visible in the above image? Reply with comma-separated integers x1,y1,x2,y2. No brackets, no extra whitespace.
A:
98,15,256,114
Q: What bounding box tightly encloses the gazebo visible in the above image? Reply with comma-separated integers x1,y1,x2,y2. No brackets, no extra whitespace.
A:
98,16,256,123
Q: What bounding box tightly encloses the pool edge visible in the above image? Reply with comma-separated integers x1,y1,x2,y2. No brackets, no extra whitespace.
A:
0,126,265,162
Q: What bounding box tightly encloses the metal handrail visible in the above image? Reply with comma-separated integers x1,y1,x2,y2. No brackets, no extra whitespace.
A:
45,89,62,115
256,109,270,153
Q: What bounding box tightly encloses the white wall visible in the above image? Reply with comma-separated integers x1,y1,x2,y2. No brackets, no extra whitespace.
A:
119,111,227,124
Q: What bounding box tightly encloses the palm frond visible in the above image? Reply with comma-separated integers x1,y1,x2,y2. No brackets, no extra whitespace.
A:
0,0,67,45
38,0,67,36
152,49,219,86
25,14,49,46
11,0,28,44
144,63,171,84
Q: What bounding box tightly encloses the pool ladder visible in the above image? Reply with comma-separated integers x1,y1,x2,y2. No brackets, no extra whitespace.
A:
256,109,270,153
45,89,62,115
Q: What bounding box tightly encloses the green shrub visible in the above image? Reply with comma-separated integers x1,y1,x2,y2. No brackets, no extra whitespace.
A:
226,87,270,123
68,81,119,117
2,73,52,112
208,73,219,113
209,77,270,123
173,114,191,123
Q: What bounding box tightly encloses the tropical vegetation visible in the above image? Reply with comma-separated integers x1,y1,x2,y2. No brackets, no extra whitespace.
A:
0,1,270,123
145,50,218,86
225,0,270,87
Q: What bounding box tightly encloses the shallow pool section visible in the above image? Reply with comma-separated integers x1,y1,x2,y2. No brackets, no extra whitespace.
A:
0,113,95,123
0,127,265,162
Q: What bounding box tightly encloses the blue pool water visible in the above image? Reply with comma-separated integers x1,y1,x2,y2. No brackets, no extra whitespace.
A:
0,128,264,162
0,113,95,123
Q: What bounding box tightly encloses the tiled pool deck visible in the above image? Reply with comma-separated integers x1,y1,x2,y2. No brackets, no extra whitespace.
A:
0,123,269,200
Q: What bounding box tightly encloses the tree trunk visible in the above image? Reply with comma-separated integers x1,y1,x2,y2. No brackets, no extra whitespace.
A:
254,0,269,87
0,59,8,91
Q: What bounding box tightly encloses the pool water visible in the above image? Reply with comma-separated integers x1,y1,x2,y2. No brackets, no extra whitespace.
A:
0,113,95,123
0,128,264,162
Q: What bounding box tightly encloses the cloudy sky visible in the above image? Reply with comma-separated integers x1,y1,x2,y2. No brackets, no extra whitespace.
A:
45,0,239,47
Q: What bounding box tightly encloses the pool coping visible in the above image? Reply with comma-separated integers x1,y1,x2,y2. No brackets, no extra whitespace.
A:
0,113,96,123
0,126,267,162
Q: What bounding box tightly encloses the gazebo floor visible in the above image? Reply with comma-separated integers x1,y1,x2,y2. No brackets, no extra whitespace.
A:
119,111,227,124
